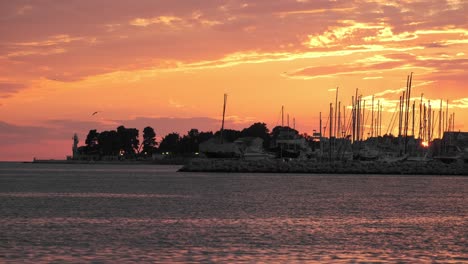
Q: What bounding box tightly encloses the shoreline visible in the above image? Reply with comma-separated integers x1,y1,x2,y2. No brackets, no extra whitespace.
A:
30,159,185,165
17,158,468,176
179,158,468,176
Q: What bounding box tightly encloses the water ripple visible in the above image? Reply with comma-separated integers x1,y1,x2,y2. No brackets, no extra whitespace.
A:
0,192,191,199
0,164,466,263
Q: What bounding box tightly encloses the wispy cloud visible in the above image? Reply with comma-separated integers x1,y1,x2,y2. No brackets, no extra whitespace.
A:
169,99,184,109
0,82,27,98
129,16,184,27
16,34,85,47
363,76,383,80
452,98,468,109
0,0,467,160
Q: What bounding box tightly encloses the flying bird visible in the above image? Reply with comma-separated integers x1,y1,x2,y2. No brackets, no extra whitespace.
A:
91,111,99,116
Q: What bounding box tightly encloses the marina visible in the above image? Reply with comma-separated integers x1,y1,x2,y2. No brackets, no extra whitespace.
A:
1,1,467,262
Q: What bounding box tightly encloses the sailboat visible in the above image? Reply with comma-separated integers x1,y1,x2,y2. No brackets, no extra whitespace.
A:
199,94,241,158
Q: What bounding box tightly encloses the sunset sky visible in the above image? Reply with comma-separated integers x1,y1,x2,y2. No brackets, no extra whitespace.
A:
0,0,467,161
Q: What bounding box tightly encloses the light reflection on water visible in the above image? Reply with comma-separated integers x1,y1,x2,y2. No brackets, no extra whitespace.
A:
0,163,466,263
0,192,191,199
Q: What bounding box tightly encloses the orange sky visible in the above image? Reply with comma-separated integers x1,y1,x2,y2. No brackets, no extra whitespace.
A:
0,0,467,161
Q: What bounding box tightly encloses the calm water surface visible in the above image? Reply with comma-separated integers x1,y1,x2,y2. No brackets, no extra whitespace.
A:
0,163,466,263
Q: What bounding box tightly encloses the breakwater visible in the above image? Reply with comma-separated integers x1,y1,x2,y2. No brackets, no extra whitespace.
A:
179,158,468,175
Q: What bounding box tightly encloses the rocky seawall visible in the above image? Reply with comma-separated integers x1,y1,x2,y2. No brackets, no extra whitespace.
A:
179,159,468,175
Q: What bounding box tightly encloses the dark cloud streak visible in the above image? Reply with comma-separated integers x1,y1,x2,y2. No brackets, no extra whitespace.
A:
0,82,27,98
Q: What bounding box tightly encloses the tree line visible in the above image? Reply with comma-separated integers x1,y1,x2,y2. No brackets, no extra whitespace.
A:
78,122,303,158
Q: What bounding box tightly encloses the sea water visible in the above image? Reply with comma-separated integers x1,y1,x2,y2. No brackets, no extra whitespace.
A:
0,163,466,263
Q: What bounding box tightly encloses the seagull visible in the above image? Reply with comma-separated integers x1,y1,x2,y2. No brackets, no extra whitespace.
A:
91,111,99,116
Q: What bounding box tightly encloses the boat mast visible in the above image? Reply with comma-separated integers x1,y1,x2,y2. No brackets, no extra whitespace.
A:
362,100,366,140
354,88,358,142
337,101,341,138
371,95,374,138
281,105,284,127
404,73,412,154
343,104,346,138
220,93,227,144
357,95,361,142
419,94,423,139
380,103,383,137
334,87,339,138
428,101,432,142
319,111,323,158
453,112,455,132
423,103,427,141
412,101,415,137
352,96,356,143
446,99,449,132
377,100,381,137
448,113,452,132
329,103,333,161
398,95,401,137
439,100,442,139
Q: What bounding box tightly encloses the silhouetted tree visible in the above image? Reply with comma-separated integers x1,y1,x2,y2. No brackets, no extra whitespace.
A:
141,126,157,157
271,126,299,138
180,129,200,154
198,131,214,143
241,122,270,148
85,129,99,147
188,128,199,138
98,130,120,156
79,123,280,158
77,146,87,155
159,132,181,154
117,125,139,157
214,129,241,142
270,126,299,150
84,129,100,154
